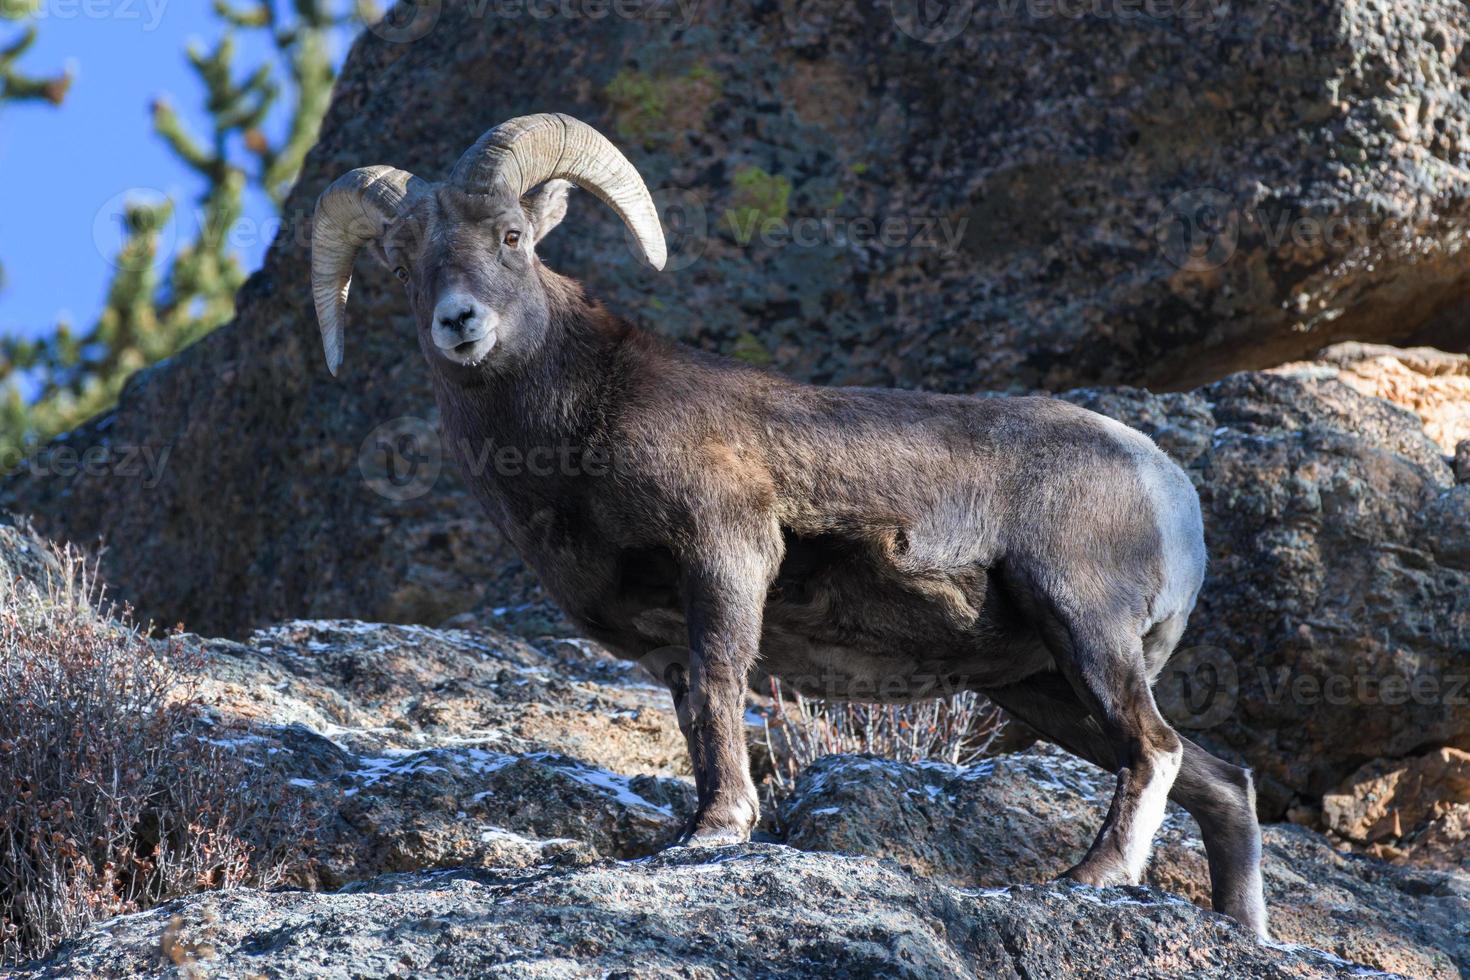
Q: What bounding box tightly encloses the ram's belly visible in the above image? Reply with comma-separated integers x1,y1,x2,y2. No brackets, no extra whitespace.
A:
750,535,1051,702
755,592,1051,703
599,532,1055,701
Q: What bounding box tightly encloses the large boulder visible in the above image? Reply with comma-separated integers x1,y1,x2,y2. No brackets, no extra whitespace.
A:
4,0,1470,637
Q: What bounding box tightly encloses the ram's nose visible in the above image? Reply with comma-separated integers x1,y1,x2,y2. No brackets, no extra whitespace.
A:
430,292,496,354
439,305,476,332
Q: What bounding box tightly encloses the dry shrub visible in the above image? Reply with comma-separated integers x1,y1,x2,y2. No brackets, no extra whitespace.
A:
759,678,1008,796
0,546,302,966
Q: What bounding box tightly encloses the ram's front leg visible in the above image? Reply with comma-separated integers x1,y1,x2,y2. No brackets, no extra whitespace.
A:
677,549,772,844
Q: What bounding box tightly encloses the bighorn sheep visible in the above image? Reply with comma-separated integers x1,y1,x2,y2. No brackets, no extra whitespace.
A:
311,113,1268,937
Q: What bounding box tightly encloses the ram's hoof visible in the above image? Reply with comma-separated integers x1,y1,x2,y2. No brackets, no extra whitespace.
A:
672,808,754,848
679,826,749,848
1059,860,1134,889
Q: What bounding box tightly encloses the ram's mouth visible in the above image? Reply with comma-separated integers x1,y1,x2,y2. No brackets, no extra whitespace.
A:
439,330,497,366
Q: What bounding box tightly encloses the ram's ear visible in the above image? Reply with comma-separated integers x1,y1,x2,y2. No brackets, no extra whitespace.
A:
522,179,571,246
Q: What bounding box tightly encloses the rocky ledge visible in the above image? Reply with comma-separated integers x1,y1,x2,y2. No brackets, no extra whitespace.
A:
21,846,1405,980
5,613,1463,978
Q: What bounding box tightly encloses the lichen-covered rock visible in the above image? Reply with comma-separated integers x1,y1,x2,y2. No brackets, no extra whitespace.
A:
782,747,1469,979
199,619,686,778
193,619,694,888
167,615,1468,979
5,0,1470,637
19,846,1389,980
0,515,60,591
285,737,693,889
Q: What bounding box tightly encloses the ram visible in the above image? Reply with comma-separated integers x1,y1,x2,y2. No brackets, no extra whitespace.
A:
310,113,1267,937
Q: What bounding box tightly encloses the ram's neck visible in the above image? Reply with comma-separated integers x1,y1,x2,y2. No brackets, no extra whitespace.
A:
428,268,635,501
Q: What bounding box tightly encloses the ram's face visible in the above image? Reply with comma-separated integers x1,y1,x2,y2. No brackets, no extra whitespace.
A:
380,182,569,369
309,114,664,380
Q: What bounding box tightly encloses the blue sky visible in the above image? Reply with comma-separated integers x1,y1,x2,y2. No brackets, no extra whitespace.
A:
0,4,356,344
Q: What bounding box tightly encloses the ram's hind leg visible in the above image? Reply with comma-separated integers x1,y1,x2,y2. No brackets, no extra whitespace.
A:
1035,618,1183,888
985,670,1268,938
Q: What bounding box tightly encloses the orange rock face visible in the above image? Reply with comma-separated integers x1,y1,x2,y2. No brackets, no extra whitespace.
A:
1276,344,1470,456
1323,747,1470,869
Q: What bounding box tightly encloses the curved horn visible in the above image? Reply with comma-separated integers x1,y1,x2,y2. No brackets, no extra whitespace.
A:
449,113,666,271
310,166,428,376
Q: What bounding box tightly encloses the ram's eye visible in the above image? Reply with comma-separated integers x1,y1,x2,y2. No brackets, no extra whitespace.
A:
393,267,409,283
503,230,521,248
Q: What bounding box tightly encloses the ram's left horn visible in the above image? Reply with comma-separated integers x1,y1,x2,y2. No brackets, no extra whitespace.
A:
310,166,428,375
